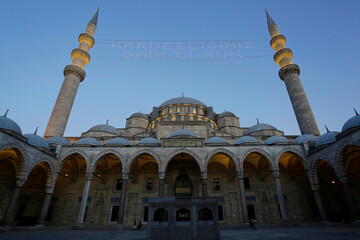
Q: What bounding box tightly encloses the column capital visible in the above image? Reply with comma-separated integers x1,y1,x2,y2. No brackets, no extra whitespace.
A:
63,65,86,81
159,172,166,180
122,172,129,180
236,171,244,179
278,64,300,80
201,172,207,179
272,170,280,178
85,173,93,180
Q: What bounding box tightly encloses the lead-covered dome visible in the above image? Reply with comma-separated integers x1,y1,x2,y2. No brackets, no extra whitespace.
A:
159,97,207,107
88,124,121,136
137,137,161,146
24,134,50,150
169,129,197,138
130,112,148,119
46,136,72,146
104,137,131,146
342,114,360,132
264,135,290,145
205,136,229,145
245,123,277,135
0,116,22,135
218,111,236,118
234,136,260,145
293,134,318,144
75,137,101,146
315,132,340,147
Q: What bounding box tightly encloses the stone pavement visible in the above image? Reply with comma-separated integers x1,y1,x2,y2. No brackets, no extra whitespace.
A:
1,226,360,240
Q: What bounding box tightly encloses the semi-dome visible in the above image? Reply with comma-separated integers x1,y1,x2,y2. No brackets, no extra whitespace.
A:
293,134,318,144
205,136,229,145
24,134,50,150
137,137,161,146
130,112,148,119
46,136,72,146
159,97,207,107
0,116,22,135
218,111,236,118
88,124,121,136
245,123,277,135
75,137,101,146
169,129,197,138
315,132,340,147
234,136,260,145
104,137,131,146
342,114,360,132
264,135,290,145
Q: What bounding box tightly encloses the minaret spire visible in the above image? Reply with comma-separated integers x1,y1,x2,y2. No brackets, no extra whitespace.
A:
44,9,99,138
266,10,320,136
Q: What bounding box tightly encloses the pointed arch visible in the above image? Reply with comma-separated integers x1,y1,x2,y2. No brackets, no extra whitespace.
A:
90,149,125,173
25,160,54,188
58,149,88,171
0,143,27,181
336,141,360,177
126,148,161,172
164,148,203,172
239,148,275,171
312,158,339,187
275,148,308,170
205,148,238,171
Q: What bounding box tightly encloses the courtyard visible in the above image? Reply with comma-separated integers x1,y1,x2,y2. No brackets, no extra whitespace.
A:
1,226,360,240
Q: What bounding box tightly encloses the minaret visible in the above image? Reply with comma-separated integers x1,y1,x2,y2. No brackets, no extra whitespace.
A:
266,10,320,136
44,9,99,138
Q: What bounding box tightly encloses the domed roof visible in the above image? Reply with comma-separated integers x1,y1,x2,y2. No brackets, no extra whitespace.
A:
205,136,229,145
46,136,72,146
130,112,148,119
88,124,120,136
245,123,277,135
342,114,360,132
0,116,22,135
137,137,161,146
159,97,207,107
75,137,101,146
104,137,132,146
218,111,236,118
264,135,291,145
24,134,50,150
293,134,318,144
315,132,340,147
169,129,197,138
234,136,260,145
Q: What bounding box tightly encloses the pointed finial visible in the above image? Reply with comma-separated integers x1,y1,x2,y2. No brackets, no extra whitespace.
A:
354,108,359,116
182,92,184,98
34,127,39,135
89,8,99,27
106,119,109,125
3,109,9,117
324,125,330,133
256,118,259,124
265,9,276,29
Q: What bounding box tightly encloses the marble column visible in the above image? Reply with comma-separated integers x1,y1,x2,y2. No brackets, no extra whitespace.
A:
117,173,128,224
237,171,248,223
312,189,327,221
274,172,288,222
159,172,165,197
201,172,208,197
1,185,22,223
343,182,360,220
37,189,54,224
77,174,92,225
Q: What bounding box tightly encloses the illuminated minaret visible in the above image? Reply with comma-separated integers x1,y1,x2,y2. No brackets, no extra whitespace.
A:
266,10,320,136
44,9,99,138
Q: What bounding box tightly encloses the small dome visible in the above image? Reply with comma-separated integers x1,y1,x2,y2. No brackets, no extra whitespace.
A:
315,132,340,147
130,112,148,119
234,136,260,145
218,111,236,118
264,135,290,145
88,124,120,136
137,137,161,146
342,114,360,132
159,97,207,107
169,129,197,138
0,116,22,135
24,134,50,150
245,123,277,135
293,134,318,144
46,136,72,146
104,137,132,146
75,137,101,146
205,136,229,145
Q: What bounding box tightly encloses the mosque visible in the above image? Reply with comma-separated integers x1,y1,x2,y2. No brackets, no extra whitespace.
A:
0,9,359,228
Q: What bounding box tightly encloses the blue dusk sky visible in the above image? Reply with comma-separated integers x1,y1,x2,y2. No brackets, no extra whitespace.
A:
1,0,359,137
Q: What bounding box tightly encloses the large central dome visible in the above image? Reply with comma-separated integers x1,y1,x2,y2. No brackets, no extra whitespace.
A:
159,97,207,108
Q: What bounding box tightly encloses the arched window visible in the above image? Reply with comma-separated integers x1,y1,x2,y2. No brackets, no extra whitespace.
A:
176,208,191,221
198,208,213,220
153,208,168,221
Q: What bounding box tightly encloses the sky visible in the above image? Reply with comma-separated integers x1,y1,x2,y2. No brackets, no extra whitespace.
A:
1,0,360,137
